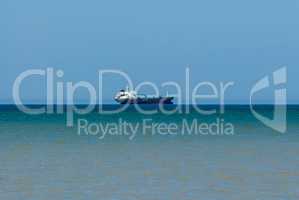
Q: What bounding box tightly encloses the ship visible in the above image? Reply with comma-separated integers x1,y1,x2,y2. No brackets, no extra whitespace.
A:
114,88,174,104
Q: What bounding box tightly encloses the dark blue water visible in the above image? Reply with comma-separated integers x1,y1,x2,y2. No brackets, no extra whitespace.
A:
0,105,298,199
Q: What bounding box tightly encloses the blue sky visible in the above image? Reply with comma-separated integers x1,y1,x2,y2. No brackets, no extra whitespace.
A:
0,0,298,104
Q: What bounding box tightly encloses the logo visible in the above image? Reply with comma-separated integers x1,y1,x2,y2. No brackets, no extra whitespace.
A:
11,66,288,135
250,67,287,133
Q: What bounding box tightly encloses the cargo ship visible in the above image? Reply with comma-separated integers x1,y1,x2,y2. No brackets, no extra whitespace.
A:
114,88,174,104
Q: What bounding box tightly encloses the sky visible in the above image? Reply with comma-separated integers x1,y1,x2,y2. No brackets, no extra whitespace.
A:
0,0,298,104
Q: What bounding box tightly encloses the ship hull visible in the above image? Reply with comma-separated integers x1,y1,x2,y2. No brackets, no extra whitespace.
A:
119,97,174,104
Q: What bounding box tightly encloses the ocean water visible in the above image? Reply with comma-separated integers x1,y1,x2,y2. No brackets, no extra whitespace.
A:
0,105,298,200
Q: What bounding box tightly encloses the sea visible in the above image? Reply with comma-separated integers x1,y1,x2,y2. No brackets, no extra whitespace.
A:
0,105,298,200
